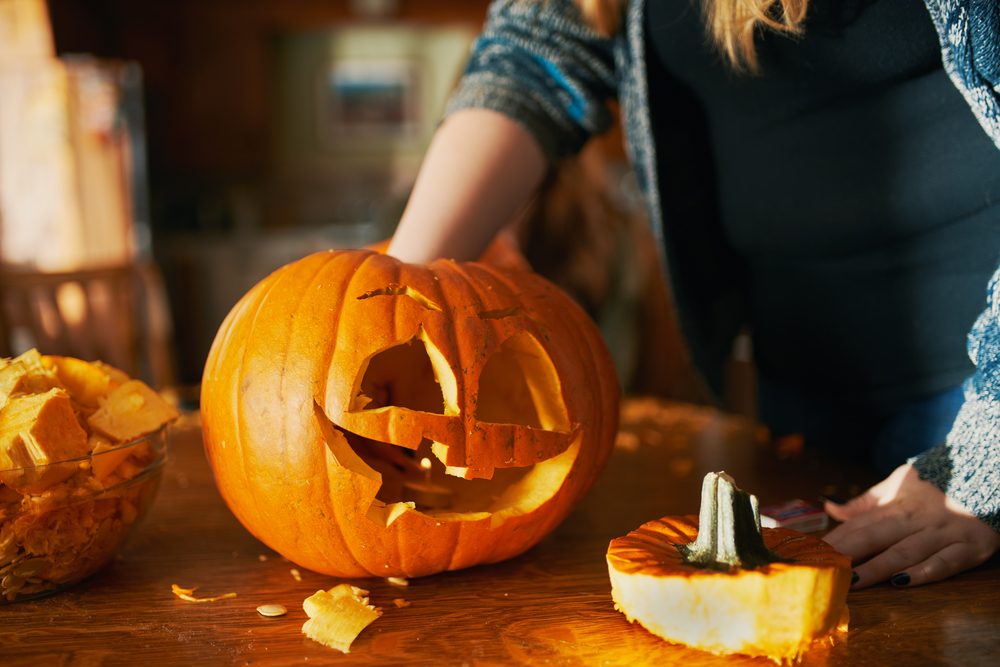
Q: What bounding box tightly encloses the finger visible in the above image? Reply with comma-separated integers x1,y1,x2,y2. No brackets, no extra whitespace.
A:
890,541,990,587
850,528,948,588
823,492,878,522
823,506,919,562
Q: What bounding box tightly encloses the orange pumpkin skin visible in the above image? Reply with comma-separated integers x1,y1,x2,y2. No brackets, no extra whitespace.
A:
201,249,619,578
607,515,851,661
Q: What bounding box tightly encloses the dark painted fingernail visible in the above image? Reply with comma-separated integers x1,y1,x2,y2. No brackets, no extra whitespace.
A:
890,572,911,587
851,571,859,585
820,494,847,505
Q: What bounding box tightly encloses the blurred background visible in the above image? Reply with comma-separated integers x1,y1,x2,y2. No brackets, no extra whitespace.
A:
1,0,723,409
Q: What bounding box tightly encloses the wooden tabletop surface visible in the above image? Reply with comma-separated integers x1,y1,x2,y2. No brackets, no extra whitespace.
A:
2,396,998,666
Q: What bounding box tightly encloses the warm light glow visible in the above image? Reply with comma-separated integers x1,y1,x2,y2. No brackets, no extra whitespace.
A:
419,457,432,472
56,281,88,327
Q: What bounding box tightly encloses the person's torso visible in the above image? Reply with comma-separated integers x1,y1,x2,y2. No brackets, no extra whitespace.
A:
644,0,1000,407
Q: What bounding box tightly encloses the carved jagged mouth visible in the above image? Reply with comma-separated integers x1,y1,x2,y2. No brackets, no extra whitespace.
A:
350,426,577,515
314,316,581,527
316,407,581,528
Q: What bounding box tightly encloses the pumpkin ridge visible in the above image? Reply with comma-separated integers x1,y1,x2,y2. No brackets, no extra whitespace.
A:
437,260,490,472
202,275,266,547
385,258,404,356
294,255,347,571
383,258,408,574
531,266,618,492
470,263,619,546
570,302,617,496
260,254,348,565
319,251,395,576
316,406,400,577
314,249,382,421
278,255,345,554
465,263,540,472
421,260,463,465
232,259,300,538
461,262,578,471
445,517,471,571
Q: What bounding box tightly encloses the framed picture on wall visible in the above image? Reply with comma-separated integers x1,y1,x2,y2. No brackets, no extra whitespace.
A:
319,59,420,140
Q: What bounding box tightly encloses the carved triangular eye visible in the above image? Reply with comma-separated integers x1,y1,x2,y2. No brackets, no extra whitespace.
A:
354,336,452,414
475,331,570,431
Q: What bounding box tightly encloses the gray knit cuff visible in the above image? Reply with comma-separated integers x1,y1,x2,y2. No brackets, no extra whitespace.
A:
909,394,1000,533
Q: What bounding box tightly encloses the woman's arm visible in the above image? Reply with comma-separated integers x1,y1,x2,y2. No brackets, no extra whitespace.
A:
388,0,617,263
387,109,547,263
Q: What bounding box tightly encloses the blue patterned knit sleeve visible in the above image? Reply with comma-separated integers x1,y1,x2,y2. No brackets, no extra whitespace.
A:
444,0,617,161
924,0,1000,149
911,264,1000,532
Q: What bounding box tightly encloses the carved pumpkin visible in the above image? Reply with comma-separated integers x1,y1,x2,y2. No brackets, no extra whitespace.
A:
607,472,851,661
201,249,619,577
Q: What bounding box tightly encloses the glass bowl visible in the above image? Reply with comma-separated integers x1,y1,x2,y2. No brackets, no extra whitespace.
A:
0,426,168,603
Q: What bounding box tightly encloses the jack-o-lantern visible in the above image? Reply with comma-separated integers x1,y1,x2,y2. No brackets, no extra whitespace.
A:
200,249,619,577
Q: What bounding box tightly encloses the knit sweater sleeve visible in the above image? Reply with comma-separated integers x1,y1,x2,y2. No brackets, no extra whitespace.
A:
444,0,617,162
910,264,1000,532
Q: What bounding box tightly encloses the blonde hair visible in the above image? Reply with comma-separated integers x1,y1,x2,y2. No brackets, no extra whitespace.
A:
575,0,809,72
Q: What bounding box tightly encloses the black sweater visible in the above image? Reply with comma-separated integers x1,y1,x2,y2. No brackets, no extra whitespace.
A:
645,0,1000,408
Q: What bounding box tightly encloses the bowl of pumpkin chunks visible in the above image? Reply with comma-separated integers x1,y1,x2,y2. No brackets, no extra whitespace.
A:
0,349,178,602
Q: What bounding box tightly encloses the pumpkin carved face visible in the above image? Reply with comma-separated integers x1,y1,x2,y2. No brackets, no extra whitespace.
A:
201,250,619,577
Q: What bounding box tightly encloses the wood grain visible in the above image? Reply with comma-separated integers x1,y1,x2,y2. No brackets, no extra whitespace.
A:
1,397,997,666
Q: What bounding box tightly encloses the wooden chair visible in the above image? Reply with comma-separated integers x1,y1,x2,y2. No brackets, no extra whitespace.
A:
0,261,175,389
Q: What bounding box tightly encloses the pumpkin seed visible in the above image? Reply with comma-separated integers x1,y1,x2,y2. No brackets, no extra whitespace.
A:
13,557,50,578
0,540,18,565
2,573,25,597
256,603,287,617
17,582,49,596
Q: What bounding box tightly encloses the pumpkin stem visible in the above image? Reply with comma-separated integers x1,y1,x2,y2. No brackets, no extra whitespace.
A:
678,471,784,570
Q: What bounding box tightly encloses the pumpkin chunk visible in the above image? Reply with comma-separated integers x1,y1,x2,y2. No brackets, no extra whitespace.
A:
0,349,59,409
607,472,851,663
42,355,119,408
87,380,179,442
0,388,89,492
88,433,133,481
301,584,381,653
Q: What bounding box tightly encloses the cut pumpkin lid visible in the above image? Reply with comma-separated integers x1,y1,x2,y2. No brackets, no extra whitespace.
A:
606,472,852,662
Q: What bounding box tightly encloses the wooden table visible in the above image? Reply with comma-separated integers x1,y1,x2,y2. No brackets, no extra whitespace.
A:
3,397,998,666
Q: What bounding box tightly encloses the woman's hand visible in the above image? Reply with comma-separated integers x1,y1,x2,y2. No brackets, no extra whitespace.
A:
822,464,1000,588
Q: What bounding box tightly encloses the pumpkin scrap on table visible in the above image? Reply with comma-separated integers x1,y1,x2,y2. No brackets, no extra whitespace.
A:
302,584,381,653
607,471,851,663
171,583,238,603
200,249,619,578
